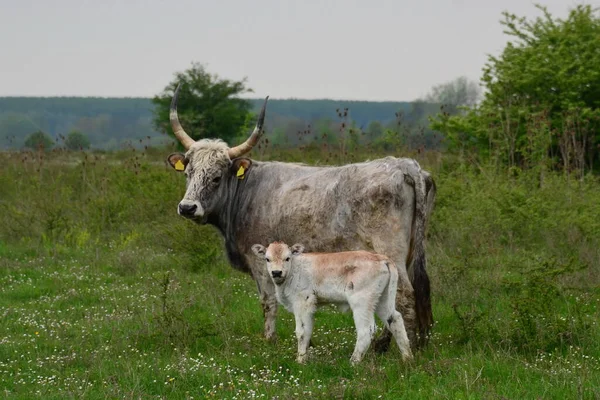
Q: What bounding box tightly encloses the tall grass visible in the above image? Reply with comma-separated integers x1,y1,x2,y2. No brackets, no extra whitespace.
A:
1,144,599,399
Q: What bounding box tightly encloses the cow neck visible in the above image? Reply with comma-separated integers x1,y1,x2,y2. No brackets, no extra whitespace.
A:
208,160,264,272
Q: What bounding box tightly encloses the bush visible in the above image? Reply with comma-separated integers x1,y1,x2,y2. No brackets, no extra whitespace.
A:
23,130,54,150
64,130,91,150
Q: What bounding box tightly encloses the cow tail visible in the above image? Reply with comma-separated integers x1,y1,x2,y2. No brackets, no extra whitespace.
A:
410,169,436,348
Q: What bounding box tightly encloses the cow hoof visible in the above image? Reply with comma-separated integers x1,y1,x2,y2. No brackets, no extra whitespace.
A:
373,336,391,354
264,333,277,343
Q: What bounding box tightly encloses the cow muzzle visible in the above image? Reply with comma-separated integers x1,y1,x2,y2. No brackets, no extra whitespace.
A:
177,200,204,219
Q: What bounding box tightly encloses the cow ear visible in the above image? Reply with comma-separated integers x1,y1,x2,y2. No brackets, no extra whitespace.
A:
291,244,305,255
167,153,188,172
251,244,266,257
230,158,252,180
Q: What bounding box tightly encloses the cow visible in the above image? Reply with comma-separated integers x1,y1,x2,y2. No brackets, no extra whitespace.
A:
165,83,436,351
251,241,414,364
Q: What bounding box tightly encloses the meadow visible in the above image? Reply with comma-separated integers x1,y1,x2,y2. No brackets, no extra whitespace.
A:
1,143,599,399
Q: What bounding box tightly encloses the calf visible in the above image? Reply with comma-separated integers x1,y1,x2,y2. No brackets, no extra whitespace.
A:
251,241,413,364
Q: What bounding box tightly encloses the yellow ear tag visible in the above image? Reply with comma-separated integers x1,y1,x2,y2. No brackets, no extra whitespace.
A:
174,160,185,171
236,165,245,179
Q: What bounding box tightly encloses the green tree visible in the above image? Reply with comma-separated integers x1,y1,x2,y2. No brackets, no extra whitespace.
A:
23,131,54,150
425,76,481,115
64,130,91,150
432,4,600,175
152,63,253,147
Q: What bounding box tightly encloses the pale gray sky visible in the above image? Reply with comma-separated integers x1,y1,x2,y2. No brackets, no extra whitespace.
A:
0,0,589,101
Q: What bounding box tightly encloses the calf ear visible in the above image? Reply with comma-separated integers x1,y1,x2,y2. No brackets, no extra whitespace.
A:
167,153,188,172
291,244,305,255
230,158,253,180
251,244,266,257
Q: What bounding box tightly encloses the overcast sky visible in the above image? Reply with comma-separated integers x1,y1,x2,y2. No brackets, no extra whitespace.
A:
0,0,589,101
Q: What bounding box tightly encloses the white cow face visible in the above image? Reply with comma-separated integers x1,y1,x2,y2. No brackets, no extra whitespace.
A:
252,242,305,285
167,139,252,223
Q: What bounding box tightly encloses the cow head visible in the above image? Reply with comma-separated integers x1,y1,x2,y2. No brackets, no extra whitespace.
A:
252,242,305,285
166,83,268,222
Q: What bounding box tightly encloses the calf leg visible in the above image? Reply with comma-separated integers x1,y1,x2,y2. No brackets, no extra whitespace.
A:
295,296,316,364
294,311,314,364
350,307,377,365
376,307,413,362
373,260,416,352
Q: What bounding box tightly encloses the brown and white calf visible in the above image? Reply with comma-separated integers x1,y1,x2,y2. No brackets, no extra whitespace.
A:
252,241,413,364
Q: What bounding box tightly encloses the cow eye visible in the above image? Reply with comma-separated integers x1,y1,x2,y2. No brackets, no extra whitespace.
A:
285,257,290,262
265,258,271,263
212,176,221,184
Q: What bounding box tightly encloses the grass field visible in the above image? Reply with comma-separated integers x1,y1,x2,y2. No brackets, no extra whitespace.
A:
1,147,599,399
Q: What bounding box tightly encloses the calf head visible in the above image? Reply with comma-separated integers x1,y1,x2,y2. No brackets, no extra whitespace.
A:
252,242,305,285
166,83,268,222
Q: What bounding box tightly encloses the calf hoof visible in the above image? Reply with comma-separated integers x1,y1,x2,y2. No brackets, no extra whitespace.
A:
402,350,414,363
350,355,362,365
296,355,307,364
264,331,277,343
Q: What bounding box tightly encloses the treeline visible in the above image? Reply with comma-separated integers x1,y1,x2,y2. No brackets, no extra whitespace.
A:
0,97,441,151
257,99,441,151
0,97,161,150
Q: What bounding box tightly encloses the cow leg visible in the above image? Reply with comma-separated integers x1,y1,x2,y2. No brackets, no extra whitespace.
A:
260,279,278,341
250,263,279,341
373,327,393,353
393,264,417,351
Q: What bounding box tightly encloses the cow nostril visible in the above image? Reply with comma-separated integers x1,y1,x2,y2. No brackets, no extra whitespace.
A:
272,271,282,278
179,203,198,215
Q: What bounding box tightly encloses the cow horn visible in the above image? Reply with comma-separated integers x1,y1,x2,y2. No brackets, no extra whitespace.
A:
170,83,195,150
228,96,269,159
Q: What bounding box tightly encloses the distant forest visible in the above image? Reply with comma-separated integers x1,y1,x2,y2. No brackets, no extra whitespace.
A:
0,97,441,150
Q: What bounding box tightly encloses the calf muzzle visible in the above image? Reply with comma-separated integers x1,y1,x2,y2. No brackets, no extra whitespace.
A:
271,270,283,278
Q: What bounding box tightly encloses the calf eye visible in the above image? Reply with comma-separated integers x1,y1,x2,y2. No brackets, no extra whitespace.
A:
285,257,290,262
265,258,271,263
212,176,221,184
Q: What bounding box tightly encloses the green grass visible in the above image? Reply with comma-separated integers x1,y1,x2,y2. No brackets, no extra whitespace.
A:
1,148,599,399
